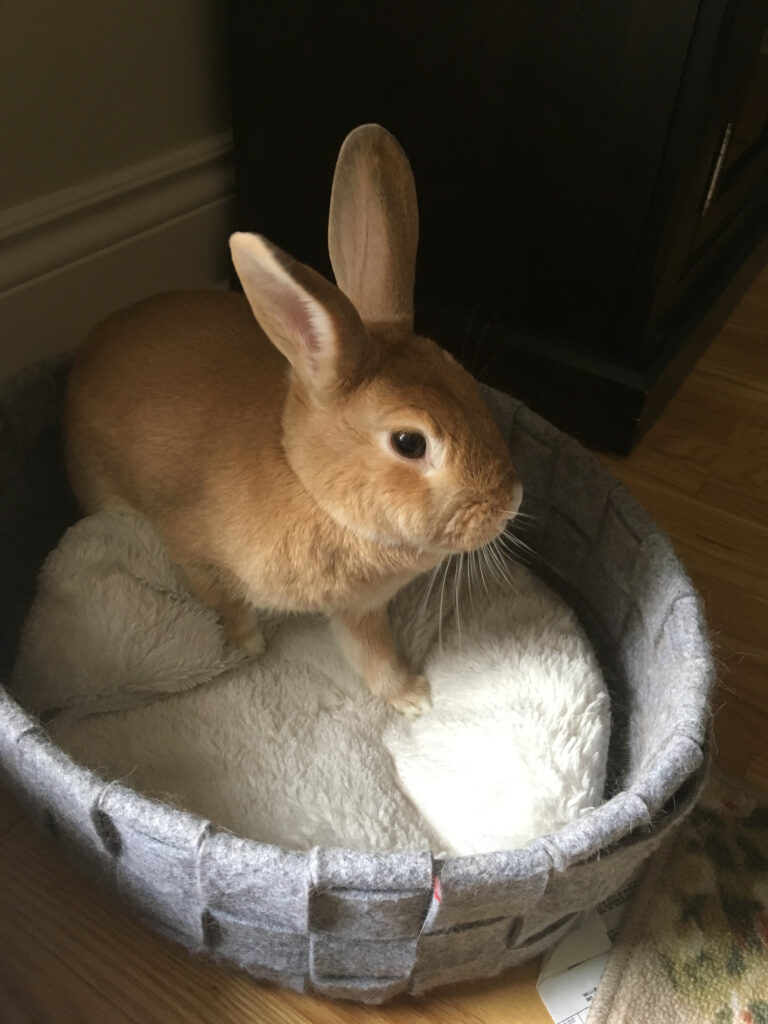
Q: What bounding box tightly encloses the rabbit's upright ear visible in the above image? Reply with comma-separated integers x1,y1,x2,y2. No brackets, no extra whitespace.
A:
328,124,418,330
230,232,371,394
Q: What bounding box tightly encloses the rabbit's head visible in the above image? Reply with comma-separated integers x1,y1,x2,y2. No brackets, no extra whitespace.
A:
230,125,521,555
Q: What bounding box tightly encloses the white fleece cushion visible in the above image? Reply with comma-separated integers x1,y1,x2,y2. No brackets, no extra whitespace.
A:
11,509,610,857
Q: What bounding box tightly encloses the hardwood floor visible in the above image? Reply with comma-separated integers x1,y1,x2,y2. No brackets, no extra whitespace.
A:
0,261,766,1023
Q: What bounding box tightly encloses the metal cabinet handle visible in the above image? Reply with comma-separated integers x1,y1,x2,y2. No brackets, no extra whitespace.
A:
702,121,733,215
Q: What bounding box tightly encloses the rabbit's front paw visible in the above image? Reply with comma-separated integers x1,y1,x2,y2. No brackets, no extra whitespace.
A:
388,674,432,717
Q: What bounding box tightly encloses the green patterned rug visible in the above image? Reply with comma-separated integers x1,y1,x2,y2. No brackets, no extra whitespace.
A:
589,771,768,1024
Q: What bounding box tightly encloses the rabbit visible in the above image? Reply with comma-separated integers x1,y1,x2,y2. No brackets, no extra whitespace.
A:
64,124,523,716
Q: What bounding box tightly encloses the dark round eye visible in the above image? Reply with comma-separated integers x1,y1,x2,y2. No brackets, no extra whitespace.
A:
390,431,427,459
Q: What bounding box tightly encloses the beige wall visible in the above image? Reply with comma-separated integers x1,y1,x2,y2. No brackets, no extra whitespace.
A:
1,0,231,207
0,1,236,378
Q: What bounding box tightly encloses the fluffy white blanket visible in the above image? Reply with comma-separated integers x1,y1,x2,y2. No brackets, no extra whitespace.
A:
11,509,610,856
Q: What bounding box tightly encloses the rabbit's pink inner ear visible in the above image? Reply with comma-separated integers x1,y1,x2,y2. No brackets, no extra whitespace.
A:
276,289,336,379
230,232,340,390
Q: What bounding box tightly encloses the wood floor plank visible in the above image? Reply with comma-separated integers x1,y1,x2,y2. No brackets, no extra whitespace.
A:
745,756,768,793
702,446,768,502
0,784,22,840
696,477,768,530
675,368,768,429
701,327,768,376
702,270,768,341
646,397,738,445
704,263,768,337
727,417,768,455
711,696,768,781
601,438,709,495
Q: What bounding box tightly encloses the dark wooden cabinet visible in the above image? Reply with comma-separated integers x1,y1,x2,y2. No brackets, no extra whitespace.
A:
230,0,768,451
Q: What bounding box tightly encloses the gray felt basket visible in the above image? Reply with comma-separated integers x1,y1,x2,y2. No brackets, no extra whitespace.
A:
0,355,714,1003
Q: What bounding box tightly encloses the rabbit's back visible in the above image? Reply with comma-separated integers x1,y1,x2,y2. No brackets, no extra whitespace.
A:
65,289,288,520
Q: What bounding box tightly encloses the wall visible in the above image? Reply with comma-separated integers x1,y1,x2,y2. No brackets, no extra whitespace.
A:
0,1,235,377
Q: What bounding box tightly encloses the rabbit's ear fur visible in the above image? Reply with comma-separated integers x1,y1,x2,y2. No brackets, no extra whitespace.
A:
328,124,418,329
230,232,373,394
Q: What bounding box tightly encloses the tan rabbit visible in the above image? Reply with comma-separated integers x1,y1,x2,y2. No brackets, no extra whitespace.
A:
64,124,522,716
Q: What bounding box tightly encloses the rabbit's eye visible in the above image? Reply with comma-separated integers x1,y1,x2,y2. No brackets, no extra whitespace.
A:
391,431,427,459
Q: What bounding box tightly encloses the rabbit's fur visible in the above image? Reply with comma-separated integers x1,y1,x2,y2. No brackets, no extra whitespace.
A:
64,125,521,715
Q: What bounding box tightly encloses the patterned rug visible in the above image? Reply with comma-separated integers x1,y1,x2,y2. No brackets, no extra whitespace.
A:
589,771,768,1024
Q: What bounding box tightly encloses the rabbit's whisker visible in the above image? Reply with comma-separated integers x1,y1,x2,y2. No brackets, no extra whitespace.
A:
417,560,443,624
454,552,463,649
486,538,517,594
438,555,452,652
467,548,477,613
500,530,536,559
473,544,490,598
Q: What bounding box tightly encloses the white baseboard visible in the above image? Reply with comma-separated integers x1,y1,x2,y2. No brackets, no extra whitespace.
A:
0,132,237,378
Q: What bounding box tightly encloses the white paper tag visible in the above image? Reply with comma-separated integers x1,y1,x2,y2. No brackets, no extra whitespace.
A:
535,882,637,1023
